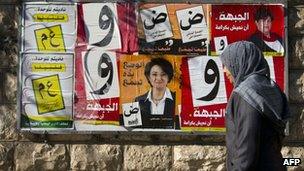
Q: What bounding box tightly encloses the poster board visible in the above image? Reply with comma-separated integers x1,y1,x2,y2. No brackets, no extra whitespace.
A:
18,1,288,134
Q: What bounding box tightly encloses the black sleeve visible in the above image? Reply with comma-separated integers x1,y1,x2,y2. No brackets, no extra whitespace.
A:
232,93,262,171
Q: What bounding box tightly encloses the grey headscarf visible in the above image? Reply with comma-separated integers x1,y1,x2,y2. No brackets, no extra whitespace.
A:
220,41,270,87
220,41,290,135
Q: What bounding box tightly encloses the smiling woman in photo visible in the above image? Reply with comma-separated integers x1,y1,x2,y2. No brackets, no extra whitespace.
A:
134,57,180,129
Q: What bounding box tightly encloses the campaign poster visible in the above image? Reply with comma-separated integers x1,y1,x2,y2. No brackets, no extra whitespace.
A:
210,4,285,56
210,4,285,90
119,55,182,130
138,4,209,55
74,47,120,129
77,3,138,53
20,53,74,129
23,3,76,53
80,3,121,50
180,56,232,132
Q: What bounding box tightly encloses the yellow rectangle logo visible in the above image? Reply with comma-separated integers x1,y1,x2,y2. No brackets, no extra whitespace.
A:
35,25,66,52
32,63,66,72
32,74,65,114
33,14,69,22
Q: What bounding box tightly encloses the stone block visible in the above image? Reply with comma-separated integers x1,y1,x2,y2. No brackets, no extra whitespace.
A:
0,5,18,69
289,6,304,35
285,104,304,141
3,71,17,104
0,48,18,69
15,143,69,171
289,37,304,68
70,144,122,171
124,145,172,170
0,1,18,4
297,6,304,19
0,104,18,140
289,71,304,103
173,145,226,171
0,143,14,171
0,5,17,28
282,147,304,171
0,70,3,103
288,1,304,6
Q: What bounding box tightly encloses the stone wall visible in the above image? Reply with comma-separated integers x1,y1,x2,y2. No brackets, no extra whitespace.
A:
0,1,304,170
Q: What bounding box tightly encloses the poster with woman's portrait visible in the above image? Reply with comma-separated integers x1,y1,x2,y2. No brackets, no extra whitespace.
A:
119,55,182,130
210,4,285,90
211,4,285,56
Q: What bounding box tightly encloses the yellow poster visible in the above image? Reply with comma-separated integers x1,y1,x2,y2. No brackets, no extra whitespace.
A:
34,25,66,52
32,74,65,114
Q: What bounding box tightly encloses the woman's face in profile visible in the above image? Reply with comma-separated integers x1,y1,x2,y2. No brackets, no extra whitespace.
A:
223,66,234,84
148,65,169,89
255,16,272,36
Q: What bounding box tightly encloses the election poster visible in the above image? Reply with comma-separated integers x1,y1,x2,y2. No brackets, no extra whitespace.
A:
210,4,285,90
211,4,285,56
180,56,231,132
20,53,74,129
77,3,138,53
81,3,121,50
73,2,137,131
74,47,121,130
119,55,182,130
22,3,76,53
138,4,209,55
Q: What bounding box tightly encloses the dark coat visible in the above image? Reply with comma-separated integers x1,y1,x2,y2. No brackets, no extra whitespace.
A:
220,41,289,171
248,31,283,53
134,91,180,129
225,91,286,171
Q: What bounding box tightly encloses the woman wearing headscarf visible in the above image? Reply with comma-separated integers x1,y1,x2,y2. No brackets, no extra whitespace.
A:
220,41,290,171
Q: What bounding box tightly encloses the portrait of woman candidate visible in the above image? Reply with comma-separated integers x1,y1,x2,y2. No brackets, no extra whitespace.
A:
134,58,180,129
248,6,284,54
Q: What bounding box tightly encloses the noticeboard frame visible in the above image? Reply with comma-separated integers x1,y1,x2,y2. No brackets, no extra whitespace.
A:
16,0,289,135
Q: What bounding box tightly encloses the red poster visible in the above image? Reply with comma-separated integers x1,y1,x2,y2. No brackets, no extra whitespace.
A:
74,3,138,127
180,56,233,132
211,4,285,56
211,4,285,90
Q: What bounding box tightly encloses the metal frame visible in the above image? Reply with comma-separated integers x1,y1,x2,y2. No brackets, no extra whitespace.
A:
16,0,289,135
20,0,287,3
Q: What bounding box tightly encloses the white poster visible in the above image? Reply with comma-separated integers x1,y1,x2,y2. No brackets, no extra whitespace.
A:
122,102,142,127
21,53,74,128
140,5,173,43
23,3,76,53
82,3,121,50
176,6,208,43
214,36,228,55
82,48,119,100
188,56,227,107
265,56,276,81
